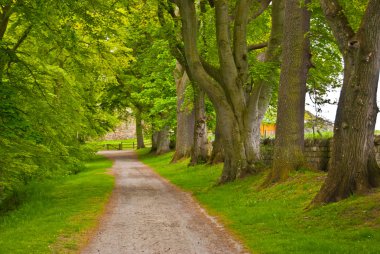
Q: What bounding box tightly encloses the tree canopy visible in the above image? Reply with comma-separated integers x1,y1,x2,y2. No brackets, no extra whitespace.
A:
1,0,379,207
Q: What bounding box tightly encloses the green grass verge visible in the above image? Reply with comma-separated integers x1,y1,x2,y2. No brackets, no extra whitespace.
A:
138,149,380,254
304,131,334,139
0,155,114,254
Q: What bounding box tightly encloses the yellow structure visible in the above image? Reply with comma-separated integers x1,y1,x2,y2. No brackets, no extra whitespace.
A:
260,123,276,137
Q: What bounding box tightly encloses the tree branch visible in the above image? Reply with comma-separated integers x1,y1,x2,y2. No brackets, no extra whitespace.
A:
215,0,238,81
0,4,12,40
233,0,251,76
249,0,271,22
248,41,268,51
174,0,229,109
157,1,187,74
12,25,33,52
200,58,222,84
319,0,355,53
247,0,284,121
357,0,380,43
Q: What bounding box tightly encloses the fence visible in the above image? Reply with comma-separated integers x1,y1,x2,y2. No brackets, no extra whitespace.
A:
98,141,152,151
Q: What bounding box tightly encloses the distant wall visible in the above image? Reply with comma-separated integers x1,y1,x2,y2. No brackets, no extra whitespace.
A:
261,136,380,171
103,120,136,141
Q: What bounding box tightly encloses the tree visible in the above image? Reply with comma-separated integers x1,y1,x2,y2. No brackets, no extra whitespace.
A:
209,115,224,164
0,0,122,204
312,0,380,204
268,0,312,183
157,1,209,164
100,1,177,153
189,83,209,165
135,107,146,149
156,125,171,155
172,62,195,162
172,0,283,182
4,0,141,191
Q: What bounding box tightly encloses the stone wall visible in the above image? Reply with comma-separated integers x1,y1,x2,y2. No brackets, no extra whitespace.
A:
261,136,380,171
303,139,330,171
103,120,136,141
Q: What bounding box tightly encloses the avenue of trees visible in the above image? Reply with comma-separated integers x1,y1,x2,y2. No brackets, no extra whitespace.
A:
1,0,379,207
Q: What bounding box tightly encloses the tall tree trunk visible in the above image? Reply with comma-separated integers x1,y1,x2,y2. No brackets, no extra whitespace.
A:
151,131,159,153
156,126,171,155
313,0,380,204
218,106,258,182
172,63,195,162
268,0,311,184
190,84,209,165
209,115,224,164
135,108,145,149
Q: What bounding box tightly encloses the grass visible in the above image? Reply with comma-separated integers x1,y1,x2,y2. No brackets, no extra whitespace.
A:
137,149,380,254
0,155,114,254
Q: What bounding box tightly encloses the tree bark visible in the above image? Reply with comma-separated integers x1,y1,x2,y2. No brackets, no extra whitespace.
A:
172,63,195,162
312,0,380,204
150,131,159,153
189,83,209,165
174,0,283,183
135,108,145,149
156,126,171,155
267,0,311,184
209,115,224,164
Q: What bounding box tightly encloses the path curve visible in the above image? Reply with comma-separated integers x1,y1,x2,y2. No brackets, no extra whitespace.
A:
81,150,247,254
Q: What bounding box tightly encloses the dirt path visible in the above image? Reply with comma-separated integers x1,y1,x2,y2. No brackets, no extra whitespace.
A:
81,150,247,254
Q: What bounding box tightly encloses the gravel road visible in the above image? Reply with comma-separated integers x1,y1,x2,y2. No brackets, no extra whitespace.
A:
81,150,247,254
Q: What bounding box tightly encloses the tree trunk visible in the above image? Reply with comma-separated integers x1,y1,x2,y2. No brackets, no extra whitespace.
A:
156,126,171,155
209,115,224,164
218,105,259,182
135,108,145,149
174,0,283,183
189,84,209,165
150,131,159,153
313,0,380,204
172,63,195,162
268,0,311,184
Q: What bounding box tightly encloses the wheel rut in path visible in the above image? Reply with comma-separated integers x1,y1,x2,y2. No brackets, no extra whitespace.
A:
81,150,248,254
